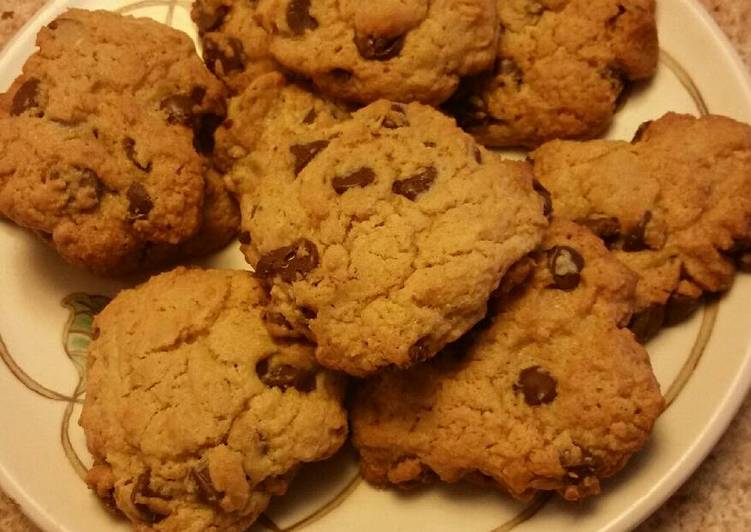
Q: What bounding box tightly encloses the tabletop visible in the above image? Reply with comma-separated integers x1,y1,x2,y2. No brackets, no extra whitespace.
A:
1,0,750,530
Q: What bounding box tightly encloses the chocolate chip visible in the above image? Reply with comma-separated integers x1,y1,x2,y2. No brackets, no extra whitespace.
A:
628,304,665,343
302,108,317,124
131,472,165,523
192,465,222,505
631,120,653,143
354,33,405,61
160,94,195,125
126,182,153,219
409,336,433,363
287,0,318,35
193,113,224,155
290,140,329,175
203,37,245,75
532,179,553,220
393,166,437,201
547,246,584,291
122,138,152,173
332,167,376,194
11,78,41,116
664,292,701,326
474,146,483,164
513,366,557,406
301,306,317,320
2,11,13,20
194,4,229,34
256,358,316,392
577,215,620,244
255,239,319,282
238,231,252,245
622,211,652,252
382,104,409,129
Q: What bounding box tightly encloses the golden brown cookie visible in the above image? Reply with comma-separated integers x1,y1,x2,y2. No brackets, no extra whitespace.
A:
80,267,348,531
255,0,499,104
531,113,751,340
0,9,236,275
228,90,548,376
447,0,658,147
352,221,664,501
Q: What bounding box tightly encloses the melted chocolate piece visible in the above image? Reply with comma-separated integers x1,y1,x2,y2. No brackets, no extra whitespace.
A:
203,37,245,74
332,167,376,194
622,211,652,252
290,140,329,175
256,358,316,392
126,182,153,219
287,0,318,34
547,246,585,291
354,33,405,61
255,239,319,282
513,366,557,406
392,166,437,201
11,78,41,116
532,179,553,220
194,4,229,34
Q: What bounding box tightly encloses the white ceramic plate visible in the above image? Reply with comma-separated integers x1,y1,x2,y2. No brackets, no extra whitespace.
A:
1,1,751,531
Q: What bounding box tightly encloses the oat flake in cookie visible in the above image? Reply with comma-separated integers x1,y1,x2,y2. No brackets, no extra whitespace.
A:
192,0,278,94
352,221,664,501
447,0,658,147
255,0,499,105
532,113,751,341
230,92,548,376
0,9,236,275
80,268,348,531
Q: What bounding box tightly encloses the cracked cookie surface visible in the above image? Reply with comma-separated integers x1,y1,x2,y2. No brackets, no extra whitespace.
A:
531,113,751,340
255,0,499,105
352,221,664,501
228,88,548,376
446,0,658,147
80,267,348,531
0,9,236,275
192,0,277,94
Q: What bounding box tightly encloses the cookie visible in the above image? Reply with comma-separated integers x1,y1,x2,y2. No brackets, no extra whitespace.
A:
446,0,658,147
531,113,751,340
80,267,348,531
192,0,277,94
352,221,664,501
0,9,235,275
215,72,351,174
255,0,499,105
229,95,548,376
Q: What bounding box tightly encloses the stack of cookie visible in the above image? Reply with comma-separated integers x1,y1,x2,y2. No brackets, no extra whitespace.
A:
2,1,751,530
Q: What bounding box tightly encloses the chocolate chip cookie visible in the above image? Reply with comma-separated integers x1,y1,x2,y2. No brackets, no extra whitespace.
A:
447,0,658,147
255,0,499,104
80,267,348,531
0,9,236,275
352,221,664,501
531,113,751,341
229,95,548,376
192,0,278,94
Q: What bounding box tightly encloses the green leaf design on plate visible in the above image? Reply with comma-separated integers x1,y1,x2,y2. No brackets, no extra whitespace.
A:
62,293,110,385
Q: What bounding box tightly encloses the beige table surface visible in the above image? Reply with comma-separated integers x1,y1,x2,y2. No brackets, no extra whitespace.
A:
1,1,751,531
